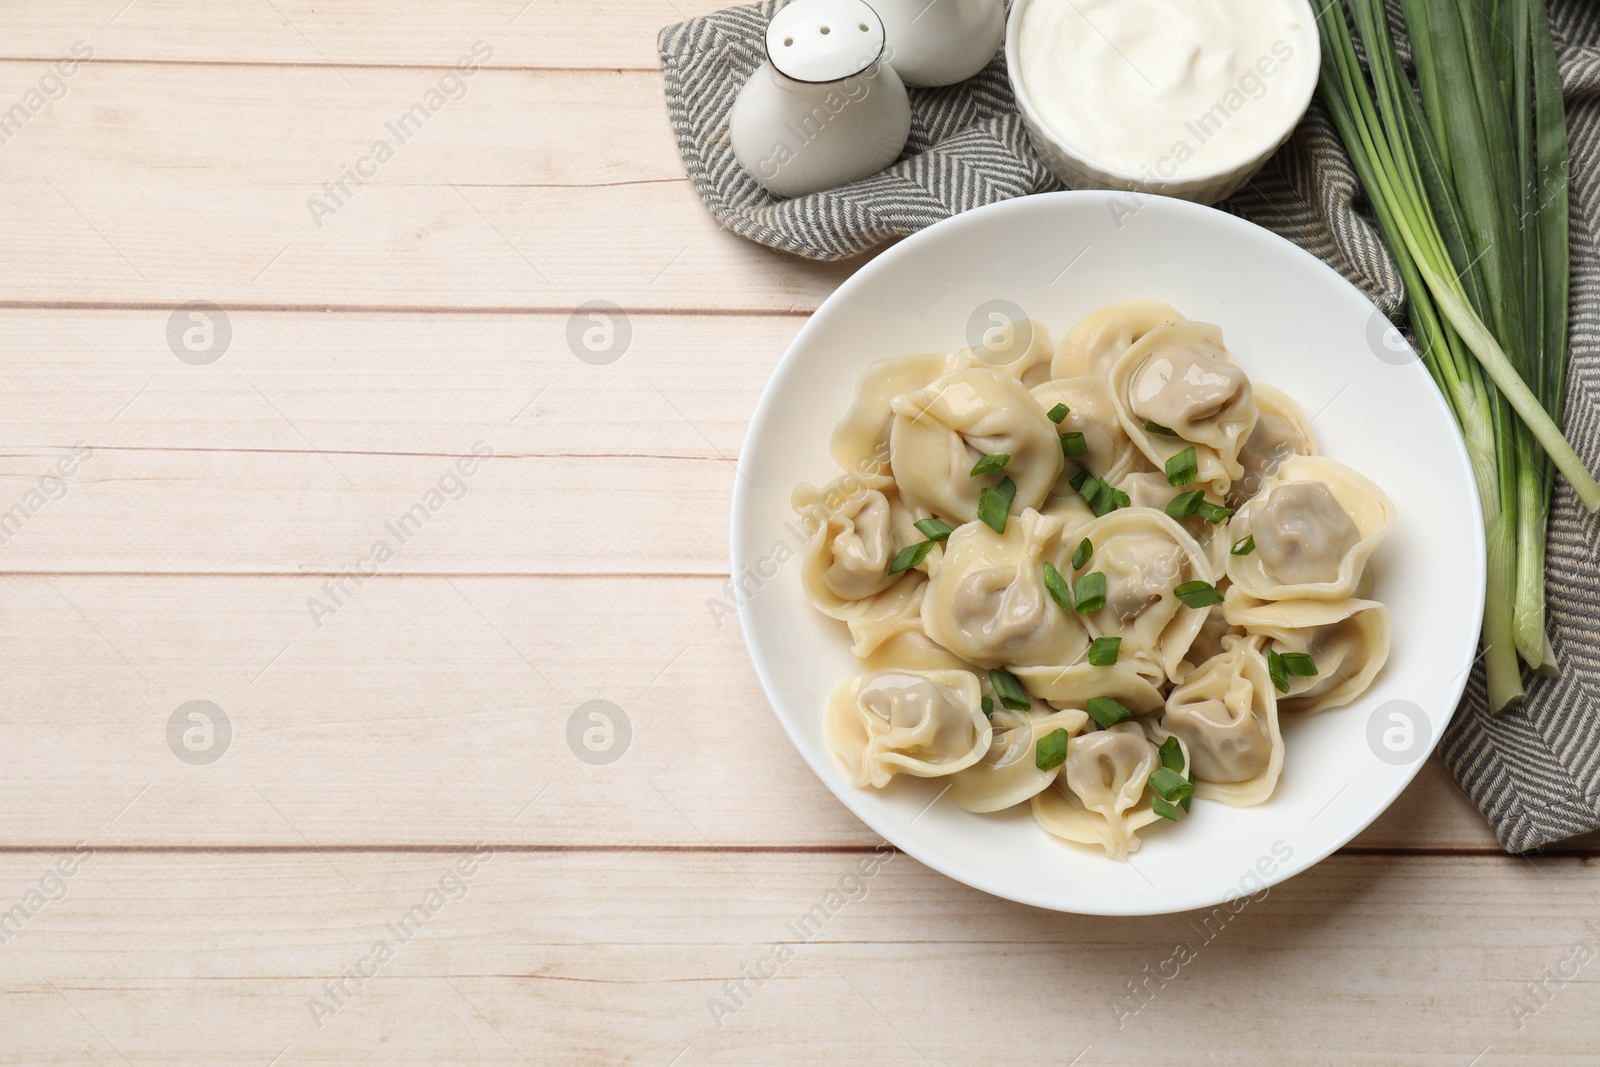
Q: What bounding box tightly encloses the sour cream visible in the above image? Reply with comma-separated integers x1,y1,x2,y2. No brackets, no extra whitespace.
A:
1016,0,1317,181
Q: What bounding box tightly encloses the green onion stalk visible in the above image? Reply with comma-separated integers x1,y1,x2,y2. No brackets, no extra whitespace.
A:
1316,0,1593,710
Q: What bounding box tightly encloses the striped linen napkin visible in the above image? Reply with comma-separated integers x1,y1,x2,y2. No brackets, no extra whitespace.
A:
659,1,1600,851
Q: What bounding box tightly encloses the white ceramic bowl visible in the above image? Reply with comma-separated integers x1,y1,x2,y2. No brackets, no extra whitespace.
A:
731,192,1484,915
1004,0,1320,204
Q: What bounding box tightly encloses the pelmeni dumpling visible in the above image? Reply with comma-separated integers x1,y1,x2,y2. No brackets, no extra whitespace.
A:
1174,603,1241,683
1053,300,1185,380
1012,662,1166,716
793,473,910,616
1225,595,1391,715
1067,508,1217,682
958,317,1055,388
950,700,1089,813
890,368,1063,522
1226,455,1394,602
1154,639,1282,806
855,623,974,674
844,573,929,659
1109,320,1258,491
1032,722,1164,860
825,669,991,789
1230,383,1317,507
1030,377,1143,483
830,352,958,474
922,509,1089,669
1115,469,1233,573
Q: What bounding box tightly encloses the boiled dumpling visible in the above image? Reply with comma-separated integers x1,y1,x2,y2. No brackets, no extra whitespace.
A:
1032,722,1163,860
825,669,991,788
1029,377,1143,483
792,473,901,611
1226,455,1394,601
890,368,1063,522
1155,638,1282,806
1109,320,1258,492
1012,662,1166,716
1066,507,1217,682
949,698,1089,813
1225,595,1391,715
958,317,1055,388
922,509,1089,668
1053,300,1184,379
1115,469,1233,573
1231,383,1317,506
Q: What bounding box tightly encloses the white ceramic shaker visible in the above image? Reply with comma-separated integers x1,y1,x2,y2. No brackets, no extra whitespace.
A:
729,0,911,198
872,0,1005,86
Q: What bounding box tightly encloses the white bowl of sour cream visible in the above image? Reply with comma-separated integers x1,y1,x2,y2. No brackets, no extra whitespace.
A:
1006,0,1320,204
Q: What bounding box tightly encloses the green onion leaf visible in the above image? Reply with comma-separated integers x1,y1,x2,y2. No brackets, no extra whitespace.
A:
1075,473,1102,505
1164,489,1204,520
1281,651,1319,677
1231,534,1255,556
1074,571,1107,614
1060,431,1088,458
1165,446,1198,486
1091,485,1129,516
1144,420,1179,437
1046,402,1070,424
1151,796,1180,821
977,476,1016,534
1087,636,1121,666
1035,728,1069,771
1148,767,1195,803
1085,695,1131,727
1158,736,1184,773
981,696,994,720
1068,469,1092,494
970,452,1011,477
1174,580,1224,609
989,668,1031,711
1042,561,1074,612
1193,500,1234,524
886,540,935,575
913,517,953,542
1267,648,1289,694
1071,537,1092,570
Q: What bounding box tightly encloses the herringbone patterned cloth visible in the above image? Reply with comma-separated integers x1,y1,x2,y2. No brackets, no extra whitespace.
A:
660,1,1600,851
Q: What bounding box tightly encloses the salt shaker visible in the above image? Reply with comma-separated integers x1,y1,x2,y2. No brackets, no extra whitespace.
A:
729,0,911,198
872,0,1004,86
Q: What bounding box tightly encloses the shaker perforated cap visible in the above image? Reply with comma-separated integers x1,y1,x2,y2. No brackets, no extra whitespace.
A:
765,0,885,83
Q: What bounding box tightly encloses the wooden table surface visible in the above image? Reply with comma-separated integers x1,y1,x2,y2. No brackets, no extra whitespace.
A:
1,3,1596,1064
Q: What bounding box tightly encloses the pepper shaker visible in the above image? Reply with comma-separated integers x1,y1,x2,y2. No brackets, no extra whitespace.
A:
729,0,911,198
872,0,1005,86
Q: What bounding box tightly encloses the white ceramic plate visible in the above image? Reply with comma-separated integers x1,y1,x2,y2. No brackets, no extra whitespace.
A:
730,191,1484,915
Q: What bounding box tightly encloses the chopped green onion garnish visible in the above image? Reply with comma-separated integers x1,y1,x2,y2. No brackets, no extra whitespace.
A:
1173,580,1223,608
1071,537,1092,570
1085,695,1131,727
989,668,1030,711
1144,420,1179,437
1074,571,1106,614
1231,534,1255,556
1060,432,1088,458
1148,767,1194,803
913,517,953,542
1282,651,1318,677
981,696,994,720
1165,446,1198,487
1164,489,1204,520
1087,636,1121,666
1042,561,1073,612
1158,736,1184,773
1075,473,1102,505
1267,648,1289,694
1193,500,1234,524
1090,485,1129,517
977,476,1016,534
1068,469,1092,493
970,452,1011,477
1035,728,1068,771
1151,796,1179,821
886,540,935,575
1046,402,1069,424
